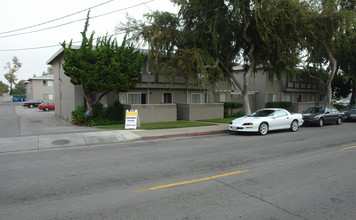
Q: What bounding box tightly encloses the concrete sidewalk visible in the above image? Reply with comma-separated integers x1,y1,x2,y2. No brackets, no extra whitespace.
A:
0,123,229,153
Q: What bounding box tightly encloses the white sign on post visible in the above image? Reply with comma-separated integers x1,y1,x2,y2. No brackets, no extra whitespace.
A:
125,110,140,129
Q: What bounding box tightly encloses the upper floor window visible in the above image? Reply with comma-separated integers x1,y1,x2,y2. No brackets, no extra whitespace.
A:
43,80,53,87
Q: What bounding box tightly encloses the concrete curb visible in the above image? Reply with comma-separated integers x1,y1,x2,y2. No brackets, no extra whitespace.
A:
142,129,229,140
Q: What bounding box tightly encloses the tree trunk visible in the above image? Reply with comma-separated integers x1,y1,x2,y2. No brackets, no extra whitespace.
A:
325,49,337,106
351,79,356,105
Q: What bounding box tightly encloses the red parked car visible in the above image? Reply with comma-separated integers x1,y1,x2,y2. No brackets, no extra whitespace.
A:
38,102,55,111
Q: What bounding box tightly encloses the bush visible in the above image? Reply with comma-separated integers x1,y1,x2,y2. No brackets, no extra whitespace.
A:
105,101,125,121
72,105,86,125
72,101,126,126
265,102,292,108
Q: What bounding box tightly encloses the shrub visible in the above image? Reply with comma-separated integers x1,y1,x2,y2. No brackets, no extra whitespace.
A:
105,101,125,121
224,102,243,116
265,102,292,108
71,105,86,125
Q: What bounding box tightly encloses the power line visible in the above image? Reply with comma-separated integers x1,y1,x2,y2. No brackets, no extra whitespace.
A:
0,0,155,39
0,0,114,35
0,2,230,52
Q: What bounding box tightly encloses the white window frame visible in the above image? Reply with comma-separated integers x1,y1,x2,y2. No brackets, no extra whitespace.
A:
282,94,291,102
268,94,277,102
127,93,142,104
191,93,203,103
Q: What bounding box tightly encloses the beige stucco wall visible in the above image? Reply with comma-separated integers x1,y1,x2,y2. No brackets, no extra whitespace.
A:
177,103,224,121
124,104,177,123
26,78,54,101
53,56,84,122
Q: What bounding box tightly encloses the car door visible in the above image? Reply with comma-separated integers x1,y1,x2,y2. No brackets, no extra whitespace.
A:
323,107,334,123
272,110,291,130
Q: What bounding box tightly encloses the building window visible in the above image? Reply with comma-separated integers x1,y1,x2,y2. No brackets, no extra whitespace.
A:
268,94,277,102
282,94,291,102
191,93,202,103
163,93,172,104
127,93,146,104
43,80,53,87
43,94,53,100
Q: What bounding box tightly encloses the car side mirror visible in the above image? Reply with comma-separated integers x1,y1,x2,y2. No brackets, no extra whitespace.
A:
325,111,330,114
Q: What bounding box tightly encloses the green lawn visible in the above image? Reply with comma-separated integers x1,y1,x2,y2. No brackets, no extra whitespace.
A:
98,121,216,130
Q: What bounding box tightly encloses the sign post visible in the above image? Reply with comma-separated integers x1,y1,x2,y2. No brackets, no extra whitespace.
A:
125,110,140,129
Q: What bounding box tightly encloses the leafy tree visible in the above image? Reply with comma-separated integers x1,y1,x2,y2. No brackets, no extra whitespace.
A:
335,0,355,104
331,74,351,99
0,81,9,95
61,12,142,116
42,66,54,76
119,0,309,115
303,0,355,105
12,79,27,95
3,56,22,95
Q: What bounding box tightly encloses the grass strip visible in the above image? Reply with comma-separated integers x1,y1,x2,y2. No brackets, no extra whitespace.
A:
98,121,216,130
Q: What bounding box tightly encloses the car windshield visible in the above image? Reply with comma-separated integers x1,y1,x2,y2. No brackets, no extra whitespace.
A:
42,102,48,105
304,107,325,114
249,109,275,117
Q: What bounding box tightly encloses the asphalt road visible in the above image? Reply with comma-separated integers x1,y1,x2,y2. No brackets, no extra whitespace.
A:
1,120,356,219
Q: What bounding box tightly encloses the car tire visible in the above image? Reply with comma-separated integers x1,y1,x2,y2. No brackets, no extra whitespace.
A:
29,104,33,108
258,122,268,135
290,120,298,132
336,117,342,125
318,118,324,127
44,107,49,111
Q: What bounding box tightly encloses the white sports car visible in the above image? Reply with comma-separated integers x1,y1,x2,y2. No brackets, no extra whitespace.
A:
229,108,304,135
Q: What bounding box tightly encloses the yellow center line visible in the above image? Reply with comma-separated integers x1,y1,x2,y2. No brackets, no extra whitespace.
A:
341,146,356,150
135,169,248,193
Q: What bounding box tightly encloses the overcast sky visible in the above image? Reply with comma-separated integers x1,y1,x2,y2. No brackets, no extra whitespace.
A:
0,0,178,86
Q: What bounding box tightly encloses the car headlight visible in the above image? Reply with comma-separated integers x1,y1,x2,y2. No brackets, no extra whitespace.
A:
314,116,320,119
243,122,253,126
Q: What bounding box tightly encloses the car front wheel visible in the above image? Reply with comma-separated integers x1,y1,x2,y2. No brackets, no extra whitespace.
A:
44,107,49,111
28,104,34,108
290,120,298,132
258,123,268,135
318,118,324,127
336,117,342,125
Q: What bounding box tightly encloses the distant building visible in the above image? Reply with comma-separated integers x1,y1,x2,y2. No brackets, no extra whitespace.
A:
25,75,54,101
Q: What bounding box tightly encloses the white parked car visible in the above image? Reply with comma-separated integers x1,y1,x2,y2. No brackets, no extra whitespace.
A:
229,108,304,135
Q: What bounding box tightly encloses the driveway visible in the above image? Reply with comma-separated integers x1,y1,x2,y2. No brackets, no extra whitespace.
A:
0,102,99,138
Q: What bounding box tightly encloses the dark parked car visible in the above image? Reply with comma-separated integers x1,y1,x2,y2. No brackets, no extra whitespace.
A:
302,106,344,127
343,105,356,121
23,100,44,108
38,102,55,111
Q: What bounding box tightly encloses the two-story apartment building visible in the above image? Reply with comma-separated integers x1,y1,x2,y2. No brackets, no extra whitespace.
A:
47,48,224,122
230,67,326,113
25,75,54,101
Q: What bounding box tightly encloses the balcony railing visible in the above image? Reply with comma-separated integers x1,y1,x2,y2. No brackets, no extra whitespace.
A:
283,81,323,92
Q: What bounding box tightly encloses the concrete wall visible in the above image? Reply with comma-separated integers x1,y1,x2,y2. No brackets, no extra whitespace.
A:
124,104,177,123
177,103,224,121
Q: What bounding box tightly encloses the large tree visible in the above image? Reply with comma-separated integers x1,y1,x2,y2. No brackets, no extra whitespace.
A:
335,0,355,104
4,56,22,95
303,0,355,105
0,81,9,95
12,79,27,95
61,12,142,116
119,0,309,114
